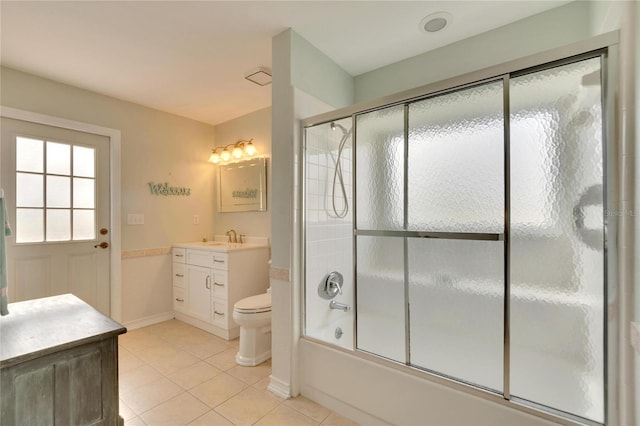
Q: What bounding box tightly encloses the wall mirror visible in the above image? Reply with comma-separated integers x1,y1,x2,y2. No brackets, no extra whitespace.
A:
217,157,267,212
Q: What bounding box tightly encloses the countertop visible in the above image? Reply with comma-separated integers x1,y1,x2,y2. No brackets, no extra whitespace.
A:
0,294,126,368
174,237,269,253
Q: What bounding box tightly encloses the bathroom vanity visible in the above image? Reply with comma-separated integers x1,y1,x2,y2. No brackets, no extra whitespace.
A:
172,240,269,340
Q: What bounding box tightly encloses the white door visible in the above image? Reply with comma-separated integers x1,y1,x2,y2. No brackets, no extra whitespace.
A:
1,117,111,315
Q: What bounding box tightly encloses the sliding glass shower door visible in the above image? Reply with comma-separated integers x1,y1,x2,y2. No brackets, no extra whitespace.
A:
304,51,607,424
510,57,604,423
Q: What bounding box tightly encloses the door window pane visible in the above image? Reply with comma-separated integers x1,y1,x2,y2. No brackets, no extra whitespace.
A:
46,209,71,241
46,176,70,208
355,105,404,231
510,57,604,423
408,81,504,233
16,173,43,207
73,210,95,240
16,137,43,173
16,209,44,243
73,178,95,208
46,141,70,175
73,145,95,178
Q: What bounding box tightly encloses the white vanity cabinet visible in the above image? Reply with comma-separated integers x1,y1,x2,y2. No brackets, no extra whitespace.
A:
172,243,269,340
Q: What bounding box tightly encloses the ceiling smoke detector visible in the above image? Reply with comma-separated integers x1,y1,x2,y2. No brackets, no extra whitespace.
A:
245,66,272,86
419,12,452,34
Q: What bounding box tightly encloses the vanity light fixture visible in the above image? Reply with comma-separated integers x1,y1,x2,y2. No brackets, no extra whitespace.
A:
209,139,257,164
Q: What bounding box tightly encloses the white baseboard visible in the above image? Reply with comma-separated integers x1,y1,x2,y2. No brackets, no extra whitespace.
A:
122,311,174,330
267,375,292,399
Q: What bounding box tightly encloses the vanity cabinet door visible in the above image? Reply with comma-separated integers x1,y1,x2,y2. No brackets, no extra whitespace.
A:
186,265,211,322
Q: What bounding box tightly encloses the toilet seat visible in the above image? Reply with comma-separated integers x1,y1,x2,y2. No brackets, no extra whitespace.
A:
234,293,271,313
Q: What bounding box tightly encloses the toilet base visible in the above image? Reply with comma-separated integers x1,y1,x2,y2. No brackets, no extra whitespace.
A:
235,325,271,366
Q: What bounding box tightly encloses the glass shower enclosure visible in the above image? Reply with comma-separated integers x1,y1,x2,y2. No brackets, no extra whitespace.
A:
302,52,610,424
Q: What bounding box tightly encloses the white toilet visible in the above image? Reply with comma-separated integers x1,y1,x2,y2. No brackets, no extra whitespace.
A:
232,291,272,366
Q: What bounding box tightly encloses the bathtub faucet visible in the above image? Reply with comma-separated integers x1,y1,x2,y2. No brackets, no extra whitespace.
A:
329,300,351,312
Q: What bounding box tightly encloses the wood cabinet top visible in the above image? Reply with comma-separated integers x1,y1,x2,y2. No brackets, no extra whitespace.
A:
0,294,126,368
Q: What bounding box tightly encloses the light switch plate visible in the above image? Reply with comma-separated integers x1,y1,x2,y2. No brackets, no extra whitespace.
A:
127,213,144,225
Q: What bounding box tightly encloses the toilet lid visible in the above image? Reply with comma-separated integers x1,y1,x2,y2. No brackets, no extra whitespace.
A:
235,293,271,311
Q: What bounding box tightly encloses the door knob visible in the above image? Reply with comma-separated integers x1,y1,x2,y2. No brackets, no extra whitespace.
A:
94,242,109,249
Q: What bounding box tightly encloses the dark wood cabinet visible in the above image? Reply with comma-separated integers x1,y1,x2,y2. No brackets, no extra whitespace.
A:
0,294,126,426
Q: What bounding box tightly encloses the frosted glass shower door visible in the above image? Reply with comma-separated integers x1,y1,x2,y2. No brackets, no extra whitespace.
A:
407,81,505,391
510,57,604,422
355,105,406,362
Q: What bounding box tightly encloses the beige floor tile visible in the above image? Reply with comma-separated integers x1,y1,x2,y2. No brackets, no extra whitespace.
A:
255,405,319,426
120,377,183,414
119,399,136,421
144,319,193,336
119,347,146,374
214,387,282,426
252,376,271,391
125,416,148,426
146,350,201,375
226,361,271,385
135,343,181,365
119,329,167,353
285,396,332,423
189,373,246,408
204,347,239,371
119,364,163,395
321,412,359,426
140,392,209,426
167,361,222,390
228,338,240,348
179,338,230,359
187,410,233,426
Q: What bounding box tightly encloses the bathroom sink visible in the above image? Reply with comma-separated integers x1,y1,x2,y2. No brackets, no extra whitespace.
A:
205,241,227,246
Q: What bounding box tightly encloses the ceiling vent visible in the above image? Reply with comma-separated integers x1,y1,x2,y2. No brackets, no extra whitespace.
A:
245,67,272,86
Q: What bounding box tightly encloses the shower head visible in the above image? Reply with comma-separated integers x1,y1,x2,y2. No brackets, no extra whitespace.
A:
330,121,349,135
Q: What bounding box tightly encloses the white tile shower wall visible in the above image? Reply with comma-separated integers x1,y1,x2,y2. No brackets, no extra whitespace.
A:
305,122,354,350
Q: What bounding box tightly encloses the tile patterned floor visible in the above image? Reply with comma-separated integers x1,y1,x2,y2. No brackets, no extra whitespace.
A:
118,319,358,426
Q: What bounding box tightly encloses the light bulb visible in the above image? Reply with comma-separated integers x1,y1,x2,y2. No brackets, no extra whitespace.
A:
245,142,256,156
232,146,243,159
221,149,231,162
209,152,220,164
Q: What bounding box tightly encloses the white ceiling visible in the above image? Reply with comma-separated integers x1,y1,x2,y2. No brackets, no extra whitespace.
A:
1,1,570,126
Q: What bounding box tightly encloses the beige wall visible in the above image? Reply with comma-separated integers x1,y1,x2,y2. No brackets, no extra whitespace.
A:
213,106,271,240
1,66,217,325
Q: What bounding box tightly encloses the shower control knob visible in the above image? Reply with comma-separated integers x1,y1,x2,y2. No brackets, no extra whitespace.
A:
318,271,343,300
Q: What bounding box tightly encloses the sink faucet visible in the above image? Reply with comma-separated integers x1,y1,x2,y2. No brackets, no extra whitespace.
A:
226,229,238,243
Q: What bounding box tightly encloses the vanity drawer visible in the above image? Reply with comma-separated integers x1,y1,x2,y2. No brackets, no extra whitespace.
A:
212,254,228,270
174,287,187,312
212,299,227,328
212,271,228,299
173,263,186,288
186,250,228,269
173,248,186,263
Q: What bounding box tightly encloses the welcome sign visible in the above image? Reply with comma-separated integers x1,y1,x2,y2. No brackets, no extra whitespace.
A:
218,158,267,212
